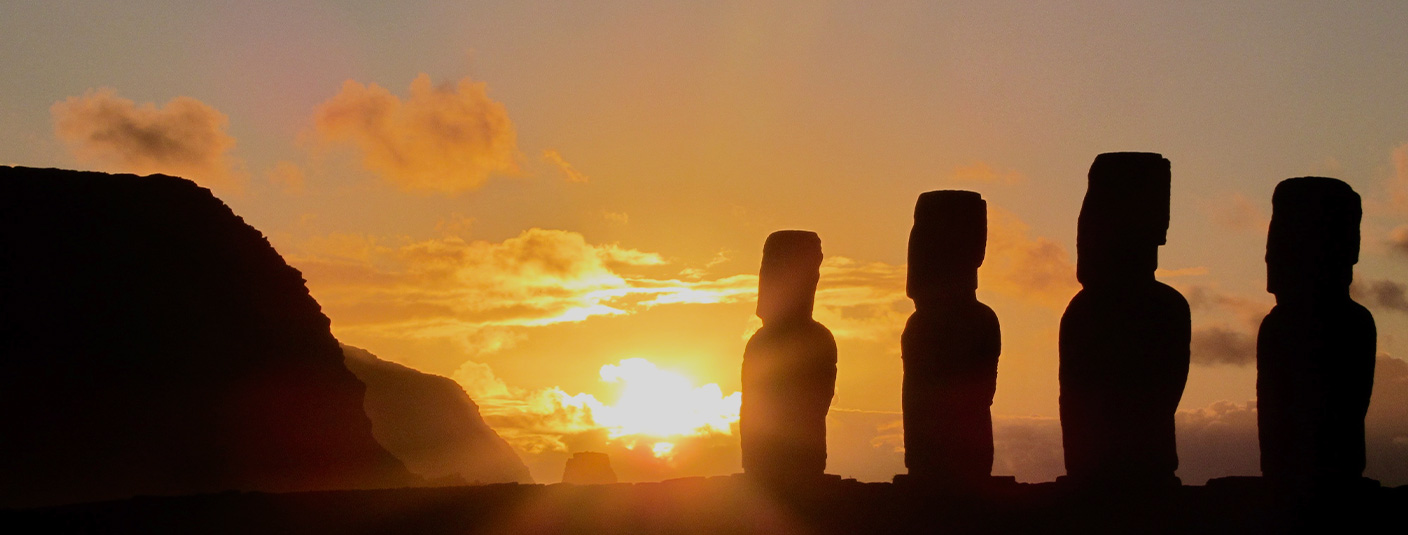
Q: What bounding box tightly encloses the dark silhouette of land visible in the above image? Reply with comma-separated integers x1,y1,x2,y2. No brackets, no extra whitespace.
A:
1059,153,1191,488
900,191,1001,485
0,167,414,508
1258,177,1377,486
5,477,1403,534
741,231,838,482
342,345,533,485
562,452,618,485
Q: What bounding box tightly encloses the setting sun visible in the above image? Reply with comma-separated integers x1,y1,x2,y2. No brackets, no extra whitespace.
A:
593,358,741,452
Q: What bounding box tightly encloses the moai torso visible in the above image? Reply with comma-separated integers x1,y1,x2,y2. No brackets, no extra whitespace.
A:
1059,152,1191,487
1258,177,1376,484
901,191,1001,483
741,231,838,481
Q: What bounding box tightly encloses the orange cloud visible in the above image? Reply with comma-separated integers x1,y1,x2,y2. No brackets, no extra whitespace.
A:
267,161,305,194
980,206,1080,309
286,228,754,343
1208,192,1269,232
452,357,743,482
1387,143,1408,213
51,89,242,190
312,74,519,193
542,149,589,183
814,258,910,342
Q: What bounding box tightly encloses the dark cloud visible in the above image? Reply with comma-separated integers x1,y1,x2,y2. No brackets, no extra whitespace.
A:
1174,401,1261,484
51,89,241,189
1191,326,1257,366
1350,279,1408,313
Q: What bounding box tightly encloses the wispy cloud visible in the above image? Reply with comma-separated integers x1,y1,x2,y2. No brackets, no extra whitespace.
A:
542,149,589,183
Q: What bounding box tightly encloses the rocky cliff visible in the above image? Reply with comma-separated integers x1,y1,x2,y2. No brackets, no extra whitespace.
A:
0,166,413,508
343,345,532,485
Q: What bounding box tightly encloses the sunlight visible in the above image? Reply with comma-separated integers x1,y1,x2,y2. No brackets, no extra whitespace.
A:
591,358,741,454
652,442,675,457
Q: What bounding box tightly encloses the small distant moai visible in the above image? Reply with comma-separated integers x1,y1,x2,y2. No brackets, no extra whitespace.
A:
1059,152,1191,487
1258,177,1376,485
741,230,838,482
562,451,618,485
901,191,1001,484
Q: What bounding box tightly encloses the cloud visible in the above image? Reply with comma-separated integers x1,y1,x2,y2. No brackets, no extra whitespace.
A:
1179,285,1272,367
1174,401,1261,484
51,89,242,190
1208,193,1269,232
542,149,589,183
287,228,755,343
312,74,519,193
980,206,1080,309
1387,143,1408,214
1183,285,1273,327
452,357,743,482
1389,225,1408,255
1351,278,1408,313
948,161,1024,184
1190,326,1256,366
814,258,910,342
266,161,305,194
603,211,629,225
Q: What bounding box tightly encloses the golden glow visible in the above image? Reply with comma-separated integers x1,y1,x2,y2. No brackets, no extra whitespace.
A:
594,358,741,442
652,442,675,457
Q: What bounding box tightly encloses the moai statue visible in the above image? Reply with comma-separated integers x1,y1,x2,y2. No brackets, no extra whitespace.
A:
741,230,838,482
1059,152,1190,488
562,452,618,485
901,191,1001,484
1258,177,1376,485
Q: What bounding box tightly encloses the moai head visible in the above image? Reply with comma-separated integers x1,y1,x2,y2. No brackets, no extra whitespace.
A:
1266,177,1361,299
756,230,823,323
908,190,987,302
1076,152,1171,286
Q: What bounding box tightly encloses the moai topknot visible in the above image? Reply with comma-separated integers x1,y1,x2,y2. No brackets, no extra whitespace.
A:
1258,177,1376,485
901,191,1001,484
1059,152,1190,488
741,230,838,482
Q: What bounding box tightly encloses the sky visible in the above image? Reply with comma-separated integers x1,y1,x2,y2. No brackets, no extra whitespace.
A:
4,1,1408,484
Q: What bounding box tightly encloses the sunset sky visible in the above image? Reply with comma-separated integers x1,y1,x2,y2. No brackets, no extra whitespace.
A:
4,1,1408,484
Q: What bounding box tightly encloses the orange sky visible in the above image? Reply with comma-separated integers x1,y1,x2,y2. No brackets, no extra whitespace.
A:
4,2,1408,484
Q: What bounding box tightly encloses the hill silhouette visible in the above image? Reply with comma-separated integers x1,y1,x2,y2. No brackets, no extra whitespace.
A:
0,166,412,508
342,345,532,485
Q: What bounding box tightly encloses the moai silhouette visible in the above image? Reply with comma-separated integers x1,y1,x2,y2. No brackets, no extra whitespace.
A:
900,191,1001,484
1059,152,1190,488
1258,177,1376,486
562,452,618,485
741,230,838,482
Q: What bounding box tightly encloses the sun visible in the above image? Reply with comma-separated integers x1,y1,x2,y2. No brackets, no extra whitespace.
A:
589,358,741,455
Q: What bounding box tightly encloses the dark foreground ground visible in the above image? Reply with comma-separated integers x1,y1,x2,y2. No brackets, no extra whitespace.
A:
4,476,1405,534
